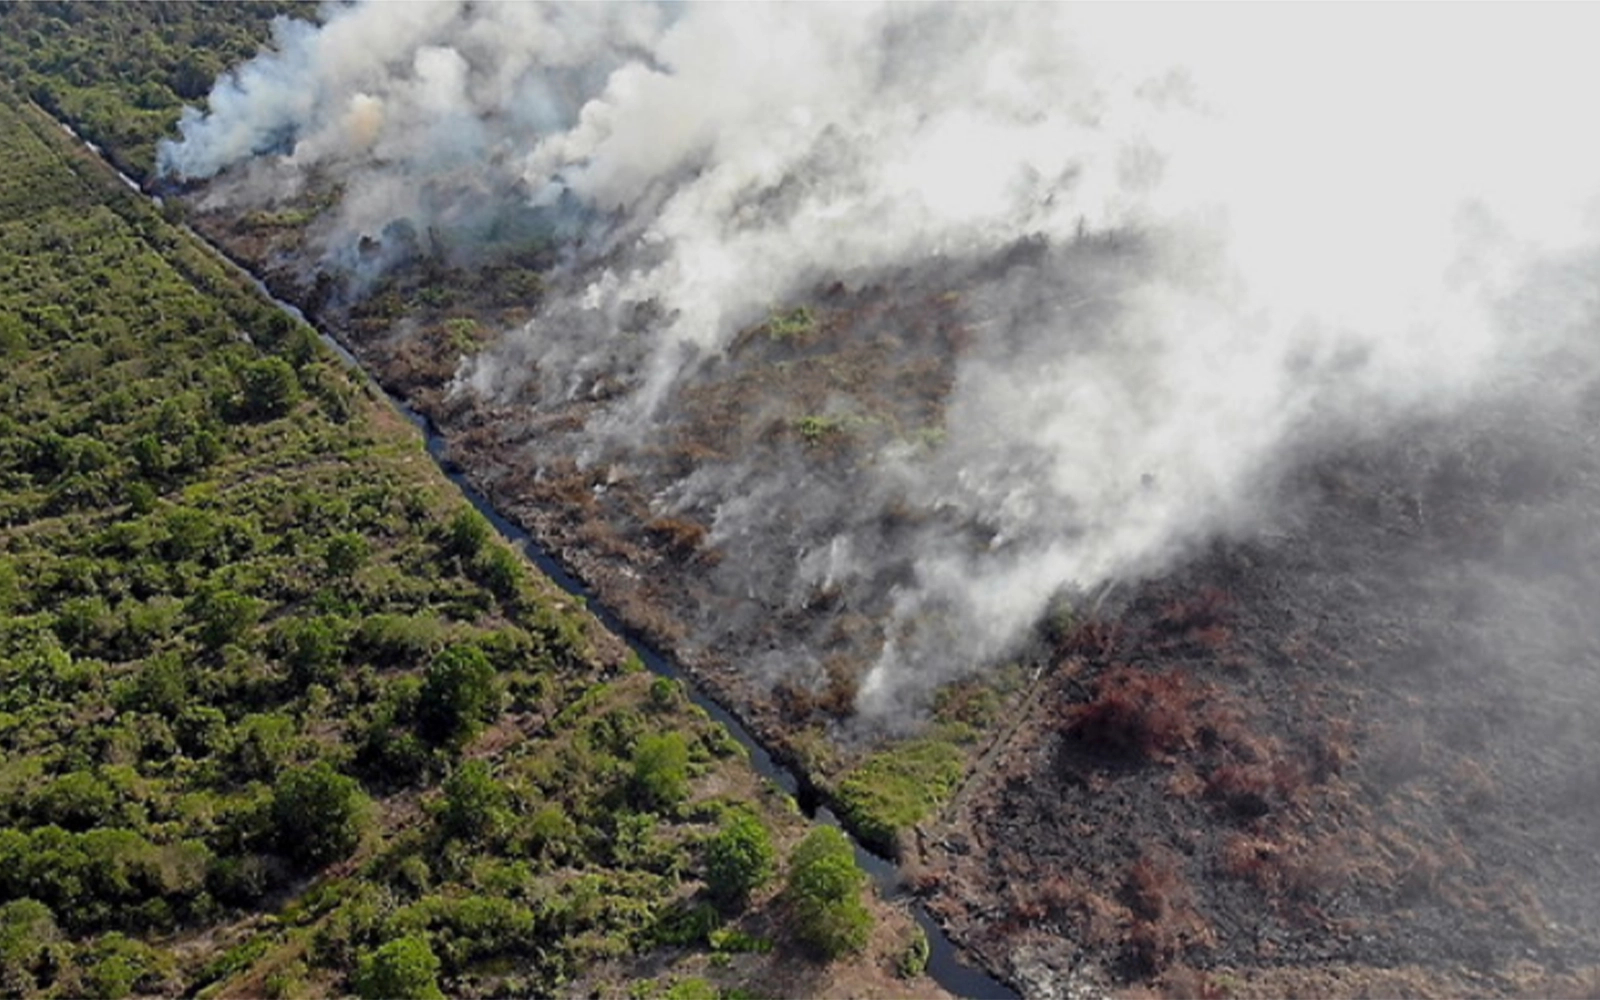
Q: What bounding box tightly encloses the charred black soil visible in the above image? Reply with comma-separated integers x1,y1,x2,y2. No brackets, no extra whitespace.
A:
921,397,1600,996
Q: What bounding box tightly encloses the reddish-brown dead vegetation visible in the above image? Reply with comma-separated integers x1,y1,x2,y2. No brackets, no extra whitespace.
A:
1121,850,1215,976
1219,831,1348,908
1156,585,1231,633
771,657,861,725
643,515,710,561
1033,874,1127,950
1203,760,1304,819
1058,616,1126,661
1064,665,1216,762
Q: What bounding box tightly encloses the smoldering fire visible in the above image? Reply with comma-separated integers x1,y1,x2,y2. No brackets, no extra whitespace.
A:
162,1,1600,715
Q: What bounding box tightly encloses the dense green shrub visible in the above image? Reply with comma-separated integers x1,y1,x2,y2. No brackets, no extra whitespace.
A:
417,644,499,748
704,810,776,907
270,762,371,869
323,532,370,578
476,544,523,599
833,738,965,856
189,587,262,650
353,935,443,1000
444,508,491,558
0,898,63,996
238,356,300,421
436,760,508,844
630,733,690,812
784,826,873,960
276,614,347,687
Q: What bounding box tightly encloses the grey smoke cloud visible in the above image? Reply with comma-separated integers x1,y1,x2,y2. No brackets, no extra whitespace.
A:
161,2,1600,714
161,1,662,250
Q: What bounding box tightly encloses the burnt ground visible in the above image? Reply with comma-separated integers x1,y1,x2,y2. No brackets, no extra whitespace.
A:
921,398,1600,996
194,199,985,759
188,200,1600,997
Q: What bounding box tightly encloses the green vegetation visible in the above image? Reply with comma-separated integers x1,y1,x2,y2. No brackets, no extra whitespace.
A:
0,1,314,181
271,762,372,868
416,643,499,748
796,414,851,445
631,732,692,812
766,305,818,340
784,827,874,959
435,760,509,844
353,935,443,1000
897,925,930,979
834,738,966,856
0,7,961,992
0,85,912,997
704,811,777,907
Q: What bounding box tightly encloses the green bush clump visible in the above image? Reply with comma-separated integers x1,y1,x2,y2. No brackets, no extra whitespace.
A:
704,810,776,907
270,762,371,869
630,733,690,812
444,508,491,558
897,924,930,978
783,826,873,960
238,356,301,421
276,614,348,687
353,935,443,1000
766,305,817,339
436,759,509,844
417,644,500,748
833,738,964,856
324,531,370,577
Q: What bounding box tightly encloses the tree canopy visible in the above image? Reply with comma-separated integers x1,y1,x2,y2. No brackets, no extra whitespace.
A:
785,826,874,959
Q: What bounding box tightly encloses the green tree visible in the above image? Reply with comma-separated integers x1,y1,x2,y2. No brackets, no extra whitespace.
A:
661,977,718,1000
174,705,229,758
437,759,508,843
239,356,300,420
630,732,690,812
784,826,873,960
416,644,498,748
444,507,490,558
162,506,217,562
705,810,776,907
0,558,19,616
353,935,443,1000
233,712,297,780
125,479,157,515
278,615,346,688
31,772,117,832
190,587,262,650
270,762,371,868
476,544,522,600
0,898,62,996
81,932,164,1000
122,651,188,717
323,532,369,578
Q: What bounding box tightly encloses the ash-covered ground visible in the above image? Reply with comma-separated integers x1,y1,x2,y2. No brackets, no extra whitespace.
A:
922,388,1600,996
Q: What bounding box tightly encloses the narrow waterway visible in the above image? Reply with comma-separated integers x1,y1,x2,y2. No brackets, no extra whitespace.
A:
61,113,1018,1000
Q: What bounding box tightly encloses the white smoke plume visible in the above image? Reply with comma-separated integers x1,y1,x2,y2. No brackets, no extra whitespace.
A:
161,2,1600,714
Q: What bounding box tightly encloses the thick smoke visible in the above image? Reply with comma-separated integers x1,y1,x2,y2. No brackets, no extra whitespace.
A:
160,2,662,259
161,3,1600,714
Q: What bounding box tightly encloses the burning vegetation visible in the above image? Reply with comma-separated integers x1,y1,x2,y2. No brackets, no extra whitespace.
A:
20,1,1600,995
